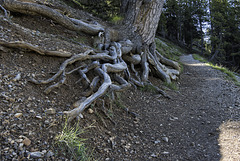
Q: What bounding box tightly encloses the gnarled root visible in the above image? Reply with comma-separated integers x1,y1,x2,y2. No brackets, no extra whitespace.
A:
0,4,8,18
64,67,112,121
0,0,182,122
64,60,129,121
0,40,72,57
2,0,104,35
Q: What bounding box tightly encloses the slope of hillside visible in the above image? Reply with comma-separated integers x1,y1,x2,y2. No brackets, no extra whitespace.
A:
1,9,240,161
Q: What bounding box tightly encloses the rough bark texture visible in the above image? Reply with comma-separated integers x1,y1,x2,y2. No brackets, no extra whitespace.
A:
122,0,164,45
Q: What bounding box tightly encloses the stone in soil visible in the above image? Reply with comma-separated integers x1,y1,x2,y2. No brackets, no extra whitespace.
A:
14,113,23,118
28,151,45,158
23,138,31,146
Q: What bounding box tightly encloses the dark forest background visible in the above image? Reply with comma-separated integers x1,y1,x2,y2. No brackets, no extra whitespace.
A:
68,0,240,73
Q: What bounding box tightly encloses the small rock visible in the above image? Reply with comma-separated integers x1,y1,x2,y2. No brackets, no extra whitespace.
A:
9,98,15,102
169,117,178,121
162,137,169,143
26,103,31,108
154,140,161,144
79,113,84,119
10,140,15,144
23,138,31,146
19,143,24,149
29,110,35,113
88,108,94,114
162,151,169,155
46,151,54,158
135,141,140,144
4,147,9,151
151,153,157,158
125,143,131,149
14,113,22,118
13,73,21,81
29,152,44,158
44,120,50,125
45,108,56,115
35,115,42,119
16,139,23,143
121,140,126,144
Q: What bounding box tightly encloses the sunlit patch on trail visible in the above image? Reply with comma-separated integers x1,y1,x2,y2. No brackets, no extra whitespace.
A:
218,121,240,161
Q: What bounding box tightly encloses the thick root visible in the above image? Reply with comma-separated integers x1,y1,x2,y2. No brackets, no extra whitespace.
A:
64,67,111,121
148,50,171,83
3,0,104,35
141,51,149,82
0,40,72,57
30,50,115,84
156,50,180,71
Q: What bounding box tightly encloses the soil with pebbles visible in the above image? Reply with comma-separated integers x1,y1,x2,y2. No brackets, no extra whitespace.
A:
1,8,240,161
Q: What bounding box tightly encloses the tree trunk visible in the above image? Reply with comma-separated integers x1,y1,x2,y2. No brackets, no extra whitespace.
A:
122,0,165,46
199,17,204,55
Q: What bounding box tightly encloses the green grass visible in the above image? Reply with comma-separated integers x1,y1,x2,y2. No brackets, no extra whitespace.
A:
179,62,184,74
110,15,123,24
164,82,179,91
114,98,126,109
193,54,240,86
192,54,208,63
55,119,93,161
139,84,159,93
155,37,185,61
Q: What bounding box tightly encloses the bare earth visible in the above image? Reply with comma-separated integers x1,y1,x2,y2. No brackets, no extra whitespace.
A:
1,14,240,161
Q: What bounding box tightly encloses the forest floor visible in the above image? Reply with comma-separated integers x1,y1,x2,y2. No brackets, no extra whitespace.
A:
1,11,240,161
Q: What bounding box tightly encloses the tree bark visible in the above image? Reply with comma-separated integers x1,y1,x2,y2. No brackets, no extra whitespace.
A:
122,0,165,46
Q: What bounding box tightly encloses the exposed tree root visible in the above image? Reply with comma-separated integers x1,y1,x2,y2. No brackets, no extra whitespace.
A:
64,67,112,121
0,0,181,122
2,0,104,35
0,4,9,18
0,40,72,57
156,50,180,71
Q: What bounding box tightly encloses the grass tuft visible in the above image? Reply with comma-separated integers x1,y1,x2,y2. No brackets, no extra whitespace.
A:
155,37,185,61
139,84,158,93
110,15,123,24
193,54,240,86
55,119,93,161
164,82,179,91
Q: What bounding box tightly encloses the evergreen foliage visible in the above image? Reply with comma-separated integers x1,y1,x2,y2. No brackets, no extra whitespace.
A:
158,0,240,72
71,0,121,20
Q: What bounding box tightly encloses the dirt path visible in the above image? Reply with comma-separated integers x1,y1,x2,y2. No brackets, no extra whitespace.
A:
89,55,240,160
